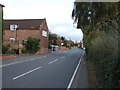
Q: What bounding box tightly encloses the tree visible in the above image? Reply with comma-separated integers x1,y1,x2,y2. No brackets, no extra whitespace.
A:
61,36,65,41
25,37,40,54
72,1,119,88
49,32,58,45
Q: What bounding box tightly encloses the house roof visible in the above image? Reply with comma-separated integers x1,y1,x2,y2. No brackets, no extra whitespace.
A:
0,4,5,7
4,19,45,30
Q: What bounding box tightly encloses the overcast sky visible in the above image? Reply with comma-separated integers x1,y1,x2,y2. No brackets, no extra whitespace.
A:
1,0,83,42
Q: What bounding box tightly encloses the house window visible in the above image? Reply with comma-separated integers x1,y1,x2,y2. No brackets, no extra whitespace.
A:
10,24,18,30
42,30,47,37
22,40,27,44
10,38,15,43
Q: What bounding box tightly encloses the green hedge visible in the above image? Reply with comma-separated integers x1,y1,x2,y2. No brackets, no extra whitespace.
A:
87,30,119,88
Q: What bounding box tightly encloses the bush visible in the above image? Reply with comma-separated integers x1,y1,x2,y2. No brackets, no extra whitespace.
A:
25,37,40,54
87,30,119,88
48,44,52,49
6,50,16,54
2,45,9,54
22,49,28,53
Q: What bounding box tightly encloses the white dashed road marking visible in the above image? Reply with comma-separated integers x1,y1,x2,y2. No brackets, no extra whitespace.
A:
13,66,42,80
43,56,47,57
38,57,42,59
1,58,36,67
48,59,59,64
61,56,65,59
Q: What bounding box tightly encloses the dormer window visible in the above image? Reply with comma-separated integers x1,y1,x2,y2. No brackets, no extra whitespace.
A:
10,24,18,30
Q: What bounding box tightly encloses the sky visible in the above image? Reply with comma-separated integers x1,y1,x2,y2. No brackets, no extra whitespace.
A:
1,0,83,42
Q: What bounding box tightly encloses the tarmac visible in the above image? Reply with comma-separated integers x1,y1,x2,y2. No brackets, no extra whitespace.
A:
70,53,88,88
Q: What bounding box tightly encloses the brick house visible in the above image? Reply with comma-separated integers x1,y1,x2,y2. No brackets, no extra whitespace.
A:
3,18,49,54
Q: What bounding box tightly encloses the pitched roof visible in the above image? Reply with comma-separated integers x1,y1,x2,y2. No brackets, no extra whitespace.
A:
4,19,45,30
0,4,5,7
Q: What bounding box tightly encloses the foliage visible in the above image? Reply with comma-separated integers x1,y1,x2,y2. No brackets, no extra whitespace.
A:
22,49,28,53
49,32,58,40
72,1,119,88
63,40,67,47
2,45,9,54
6,50,16,54
25,37,40,54
61,36,65,41
48,44,52,49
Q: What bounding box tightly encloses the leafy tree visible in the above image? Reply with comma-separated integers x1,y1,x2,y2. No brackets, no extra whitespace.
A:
61,36,65,41
72,1,119,88
25,37,40,54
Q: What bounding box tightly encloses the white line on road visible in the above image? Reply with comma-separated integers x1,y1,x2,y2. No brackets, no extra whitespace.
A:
48,59,59,64
1,58,36,67
61,56,65,59
54,59,58,62
38,57,42,59
48,61,54,64
67,52,84,89
13,66,42,80
30,58,35,60
43,56,47,57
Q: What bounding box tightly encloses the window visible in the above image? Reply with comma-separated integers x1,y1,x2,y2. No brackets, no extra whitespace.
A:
10,24,18,30
23,40,27,44
42,30,47,37
10,38,15,43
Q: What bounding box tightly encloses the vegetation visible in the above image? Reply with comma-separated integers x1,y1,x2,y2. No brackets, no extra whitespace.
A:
6,50,16,54
2,45,9,54
25,37,40,54
72,1,119,88
49,32,59,45
48,44,52,49
49,31,74,48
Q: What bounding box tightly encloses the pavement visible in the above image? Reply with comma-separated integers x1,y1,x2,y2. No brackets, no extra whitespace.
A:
1,47,88,88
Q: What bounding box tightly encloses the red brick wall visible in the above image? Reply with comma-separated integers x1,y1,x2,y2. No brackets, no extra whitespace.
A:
4,30,41,40
4,20,49,53
39,19,49,52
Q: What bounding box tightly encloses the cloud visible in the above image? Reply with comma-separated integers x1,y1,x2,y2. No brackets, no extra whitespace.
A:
49,23,83,41
68,29,83,41
2,0,83,41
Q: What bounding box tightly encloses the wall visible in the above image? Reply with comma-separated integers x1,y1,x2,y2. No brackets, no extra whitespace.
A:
4,29,48,53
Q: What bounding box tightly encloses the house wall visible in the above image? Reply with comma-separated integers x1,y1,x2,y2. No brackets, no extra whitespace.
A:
4,29,48,53
39,19,49,52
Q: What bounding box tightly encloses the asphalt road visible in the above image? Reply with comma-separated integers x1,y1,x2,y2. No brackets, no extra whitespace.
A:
2,47,84,88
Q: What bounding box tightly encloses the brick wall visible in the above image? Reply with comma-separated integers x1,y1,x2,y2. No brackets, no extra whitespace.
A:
39,19,49,52
4,27,48,53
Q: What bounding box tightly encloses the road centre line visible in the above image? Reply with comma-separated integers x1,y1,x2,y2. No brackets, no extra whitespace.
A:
48,59,59,64
61,56,65,59
38,57,42,59
48,61,54,64
54,59,58,62
43,56,47,57
1,58,37,67
13,66,42,80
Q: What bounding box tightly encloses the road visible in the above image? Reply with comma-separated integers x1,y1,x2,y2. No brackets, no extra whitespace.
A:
2,47,84,88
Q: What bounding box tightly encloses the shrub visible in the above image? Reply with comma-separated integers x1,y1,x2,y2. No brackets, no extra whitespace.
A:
87,30,119,88
6,50,16,54
25,37,40,54
2,45,9,54
22,49,28,53
48,44,52,49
